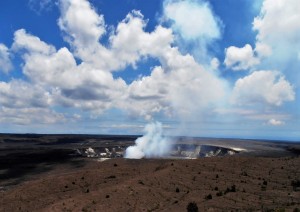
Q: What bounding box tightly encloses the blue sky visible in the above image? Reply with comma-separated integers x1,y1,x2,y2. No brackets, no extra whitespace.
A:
0,0,299,141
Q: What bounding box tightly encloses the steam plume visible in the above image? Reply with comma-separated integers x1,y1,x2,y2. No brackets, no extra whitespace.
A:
125,122,171,159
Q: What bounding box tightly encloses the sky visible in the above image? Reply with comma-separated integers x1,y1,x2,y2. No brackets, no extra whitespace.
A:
0,0,299,141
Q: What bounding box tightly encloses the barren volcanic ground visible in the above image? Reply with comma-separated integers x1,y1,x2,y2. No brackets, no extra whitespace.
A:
0,134,300,211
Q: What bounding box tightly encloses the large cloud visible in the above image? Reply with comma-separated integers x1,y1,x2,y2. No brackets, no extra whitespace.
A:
56,0,226,119
163,0,221,40
0,80,63,126
127,48,228,120
162,0,222,62
0,107,65,125
253,0,300,84
253,0,300,49
222,0,298,131
0,80,51,108
58,1,174,71
225,0,300,74
4,0,226,123
12,29,127,114
232,70,295,106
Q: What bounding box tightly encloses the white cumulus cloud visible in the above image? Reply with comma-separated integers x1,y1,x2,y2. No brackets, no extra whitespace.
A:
225,0,300,73
5,0,227,122
58,0,105,46
253,0,300,46
232,70,295,106
162,0,222,63
12,29,127,114
267,118,285,126
127,47,228,120
163,0,221,40
253,0,300,78
110,10,174,70
0,80,52,108
0,107,65,125
224,44,259,71
12,29,56,55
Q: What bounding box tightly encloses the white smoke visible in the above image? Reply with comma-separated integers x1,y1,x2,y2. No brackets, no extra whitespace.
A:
124,122,171,159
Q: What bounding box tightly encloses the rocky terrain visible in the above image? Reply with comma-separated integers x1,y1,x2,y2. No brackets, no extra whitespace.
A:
0,134,299,211
1,156,300,211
